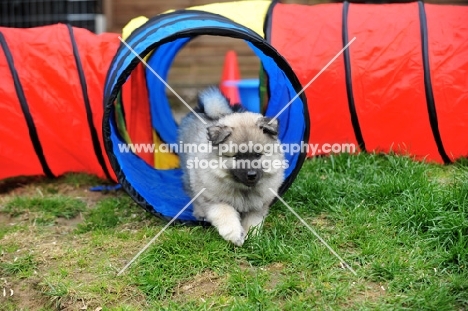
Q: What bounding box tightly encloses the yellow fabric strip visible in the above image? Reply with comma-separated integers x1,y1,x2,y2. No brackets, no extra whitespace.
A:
122,16,149,40
153,130,180,169
186,1,270,37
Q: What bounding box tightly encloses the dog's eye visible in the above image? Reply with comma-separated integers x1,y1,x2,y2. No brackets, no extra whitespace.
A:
254,153,262,158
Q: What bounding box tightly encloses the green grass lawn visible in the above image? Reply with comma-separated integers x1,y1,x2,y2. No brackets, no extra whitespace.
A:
0,153,467,310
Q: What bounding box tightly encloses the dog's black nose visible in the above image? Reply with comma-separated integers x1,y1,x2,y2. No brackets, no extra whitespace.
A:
247,171,257,181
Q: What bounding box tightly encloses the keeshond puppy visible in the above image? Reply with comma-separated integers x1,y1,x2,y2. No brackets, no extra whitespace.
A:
178,87,285,246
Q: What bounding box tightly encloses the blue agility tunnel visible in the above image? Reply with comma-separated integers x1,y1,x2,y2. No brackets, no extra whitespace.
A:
103,10,309,223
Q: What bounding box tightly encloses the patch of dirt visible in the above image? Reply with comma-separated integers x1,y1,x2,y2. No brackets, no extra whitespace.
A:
0,172,121,212
0,212,12,227
237,262,286,285
236,261,286,292
1,228,63,261
54,215,84,229
0,228,60,310
1,225,149,310
310,213,332,227
0,174,150,310
1,276,50,311
173,270,224,302
1,212,85,236
345,280,387,307
0,177,121,234
0,182,110,207
264,262,285,290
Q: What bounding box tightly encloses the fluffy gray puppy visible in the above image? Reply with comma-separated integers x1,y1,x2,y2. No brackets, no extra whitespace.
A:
178,87,285,246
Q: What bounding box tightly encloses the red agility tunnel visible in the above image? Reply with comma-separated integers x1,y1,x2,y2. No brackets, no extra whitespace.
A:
0,25,117,180
0,24,153,181
269,1,468,163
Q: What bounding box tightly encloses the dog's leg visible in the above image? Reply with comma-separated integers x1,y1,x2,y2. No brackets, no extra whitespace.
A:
241,208,268,237
204,203,245,246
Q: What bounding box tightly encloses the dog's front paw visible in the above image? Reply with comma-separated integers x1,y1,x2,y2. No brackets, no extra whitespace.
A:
218,223,245,246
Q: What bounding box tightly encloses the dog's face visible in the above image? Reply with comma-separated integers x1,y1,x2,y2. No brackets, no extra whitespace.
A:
207,112,283,188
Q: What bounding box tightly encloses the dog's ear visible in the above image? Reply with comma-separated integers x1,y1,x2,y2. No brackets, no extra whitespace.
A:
257,117,279,137
207,125,232,145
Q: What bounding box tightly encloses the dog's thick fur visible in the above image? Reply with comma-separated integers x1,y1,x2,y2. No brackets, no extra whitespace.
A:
178,87,285,246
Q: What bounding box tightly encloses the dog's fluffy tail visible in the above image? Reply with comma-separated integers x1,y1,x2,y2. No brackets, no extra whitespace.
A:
197,86,245,120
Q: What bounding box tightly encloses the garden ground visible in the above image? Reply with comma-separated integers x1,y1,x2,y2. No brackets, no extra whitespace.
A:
0,153,467,310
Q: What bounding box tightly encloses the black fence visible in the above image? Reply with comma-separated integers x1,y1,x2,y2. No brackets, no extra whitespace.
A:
0,0,102,32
